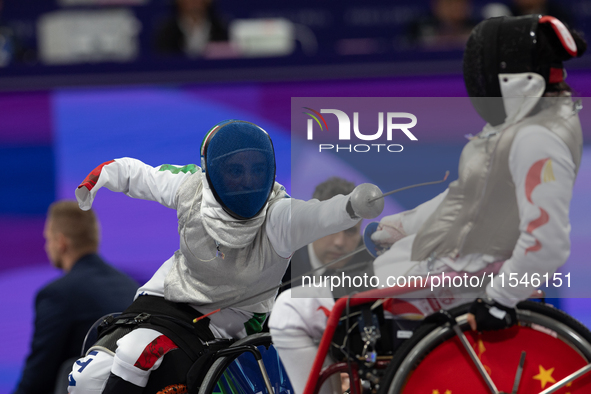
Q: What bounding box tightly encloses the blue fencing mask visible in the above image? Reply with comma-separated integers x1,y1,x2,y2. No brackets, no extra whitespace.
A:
200,120,276,220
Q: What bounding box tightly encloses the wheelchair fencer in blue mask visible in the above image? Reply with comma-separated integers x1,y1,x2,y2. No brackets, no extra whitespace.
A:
69,119,383,394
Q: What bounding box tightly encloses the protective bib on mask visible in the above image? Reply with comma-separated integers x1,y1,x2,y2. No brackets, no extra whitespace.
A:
200,120,276,220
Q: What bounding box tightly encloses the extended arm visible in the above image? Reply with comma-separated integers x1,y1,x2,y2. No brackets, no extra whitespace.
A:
266,194,361,258
371,189,448,246
75,158,197,210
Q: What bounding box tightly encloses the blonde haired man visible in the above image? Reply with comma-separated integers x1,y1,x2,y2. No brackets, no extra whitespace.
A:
14,201,138,394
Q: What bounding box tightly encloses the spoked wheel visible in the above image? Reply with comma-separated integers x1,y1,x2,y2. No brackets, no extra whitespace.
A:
198,333,293,394
378,301,591,394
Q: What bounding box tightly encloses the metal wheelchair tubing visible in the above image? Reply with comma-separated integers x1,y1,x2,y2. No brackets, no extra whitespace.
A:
517,309,591,359
214,345,263,360
212,345,274,394
198,344,274,394
386,310,591,394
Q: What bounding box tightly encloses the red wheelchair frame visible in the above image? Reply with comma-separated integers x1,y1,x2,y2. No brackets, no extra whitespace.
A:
303,283,427,394
301,280,591,394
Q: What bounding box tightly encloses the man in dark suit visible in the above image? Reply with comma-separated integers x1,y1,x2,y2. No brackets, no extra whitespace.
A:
282,177,374,297
13,200,138,394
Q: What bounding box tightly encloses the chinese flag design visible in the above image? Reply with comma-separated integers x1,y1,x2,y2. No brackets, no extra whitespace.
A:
400,326,591,393
524,158,555,255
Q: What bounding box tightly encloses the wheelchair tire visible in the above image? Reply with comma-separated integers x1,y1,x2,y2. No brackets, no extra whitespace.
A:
378,301,591,394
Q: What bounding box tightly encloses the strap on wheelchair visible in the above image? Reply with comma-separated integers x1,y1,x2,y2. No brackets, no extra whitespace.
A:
89,295,218,361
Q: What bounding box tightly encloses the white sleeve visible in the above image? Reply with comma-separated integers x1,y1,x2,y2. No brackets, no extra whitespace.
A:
265,194,361,258
75,158,197,210
376,190,448,237
399,189,448,235
269,290,338,394
487,126,576,307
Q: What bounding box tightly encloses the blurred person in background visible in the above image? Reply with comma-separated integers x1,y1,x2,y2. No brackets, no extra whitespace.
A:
280,177,374,394
0,0,19,66
483,0,574,28
510,0,574,28
282,177,374,297
13,201,138,394
0,0,37,66
154,0,228,57
407,0,477,50
0,24,15,66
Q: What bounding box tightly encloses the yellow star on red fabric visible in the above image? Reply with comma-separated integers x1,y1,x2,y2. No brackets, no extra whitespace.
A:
543,159,556,183
533,365,556,389
476,338,486,358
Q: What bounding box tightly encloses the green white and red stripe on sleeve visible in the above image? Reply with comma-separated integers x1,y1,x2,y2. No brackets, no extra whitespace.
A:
75,158,198,211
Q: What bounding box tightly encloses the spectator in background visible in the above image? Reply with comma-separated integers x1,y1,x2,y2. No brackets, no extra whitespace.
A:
0,0,18,66
154,0,228,57
282,177,374,298
0,0,36,66
0,23,15,66
408,0,477,50
279,177,374,394
13,200,138,394
509,0,574,28
482,1,575,33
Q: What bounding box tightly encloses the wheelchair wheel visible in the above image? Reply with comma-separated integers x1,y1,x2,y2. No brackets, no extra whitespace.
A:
379,301,591,394
198,333,293,394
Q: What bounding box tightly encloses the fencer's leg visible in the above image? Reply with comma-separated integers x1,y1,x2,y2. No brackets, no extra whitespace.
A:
68,350,114,394
271,329,341,394
103,328,179,394
377,251,503,318
269,289,340,394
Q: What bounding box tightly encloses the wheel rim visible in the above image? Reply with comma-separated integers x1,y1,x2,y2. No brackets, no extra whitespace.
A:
388,312,591,394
